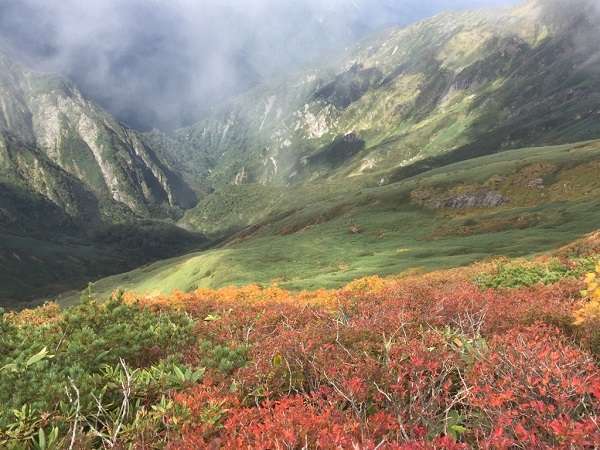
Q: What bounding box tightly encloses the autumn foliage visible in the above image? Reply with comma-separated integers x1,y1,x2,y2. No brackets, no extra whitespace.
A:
129,258,600,449
2,241,600,448
574,262,600,355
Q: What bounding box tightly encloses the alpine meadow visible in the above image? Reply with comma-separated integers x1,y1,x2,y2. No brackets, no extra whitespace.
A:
0,0,599,448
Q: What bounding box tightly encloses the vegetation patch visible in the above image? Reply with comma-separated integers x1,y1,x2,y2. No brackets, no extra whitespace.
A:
3,246,599,448
474,257,596,289
0,294,202,448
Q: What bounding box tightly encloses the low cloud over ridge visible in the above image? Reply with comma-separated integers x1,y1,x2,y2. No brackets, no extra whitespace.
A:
0,0,516,130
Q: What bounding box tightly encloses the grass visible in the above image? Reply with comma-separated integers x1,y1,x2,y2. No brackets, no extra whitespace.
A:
62,139,600,304
77,199,600,303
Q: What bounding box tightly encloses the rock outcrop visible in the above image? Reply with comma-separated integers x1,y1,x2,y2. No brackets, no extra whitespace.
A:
437,190,509,209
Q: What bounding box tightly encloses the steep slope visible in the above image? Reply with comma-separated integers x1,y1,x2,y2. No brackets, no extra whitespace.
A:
0,135,101,228
60,0,600,302
6,0,600,306
153,0,600,198
0,51,196,219
0,51,204,307
77,138,600,301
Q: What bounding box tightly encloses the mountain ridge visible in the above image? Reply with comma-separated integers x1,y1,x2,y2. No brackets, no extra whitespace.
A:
150,0,600,200
0,50,207,307
0,50,196,220
3,0,600,306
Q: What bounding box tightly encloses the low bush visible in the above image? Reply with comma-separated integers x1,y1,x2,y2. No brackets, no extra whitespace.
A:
2,253,600,448
475,257,595,289
574,262,600,356
0,296,198,448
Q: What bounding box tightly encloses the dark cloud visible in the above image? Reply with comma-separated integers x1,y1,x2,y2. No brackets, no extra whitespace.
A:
0,0,517,130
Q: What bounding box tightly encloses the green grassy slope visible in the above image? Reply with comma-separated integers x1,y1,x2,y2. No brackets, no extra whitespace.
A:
70,139,600,303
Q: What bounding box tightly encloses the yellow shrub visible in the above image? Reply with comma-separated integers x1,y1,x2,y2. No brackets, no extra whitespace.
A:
343,275,388,294
574,262,600,326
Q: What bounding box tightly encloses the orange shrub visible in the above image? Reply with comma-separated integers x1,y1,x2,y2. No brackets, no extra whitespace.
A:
119,258,600,449
5,301,61,326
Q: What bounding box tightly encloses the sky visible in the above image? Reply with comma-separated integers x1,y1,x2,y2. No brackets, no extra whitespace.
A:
0,0,517,130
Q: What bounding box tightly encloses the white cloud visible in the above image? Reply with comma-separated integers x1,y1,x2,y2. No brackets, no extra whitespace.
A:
0,0,518,130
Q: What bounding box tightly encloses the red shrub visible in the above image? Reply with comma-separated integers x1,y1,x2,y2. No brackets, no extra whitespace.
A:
169,381,241,449
467,324,600,448
128,264,599,449
220,395,361,449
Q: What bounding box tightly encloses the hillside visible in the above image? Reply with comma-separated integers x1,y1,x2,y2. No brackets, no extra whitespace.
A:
0,51,205,307
77,0,600,303
150,0,600,194
2,0,600,447
4,0,600,308
0,51,196,218
1,233,599,448
78,138,600,302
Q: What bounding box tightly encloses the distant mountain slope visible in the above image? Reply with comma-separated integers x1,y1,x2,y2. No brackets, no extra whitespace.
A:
76,139,600,302
152,0,600,194
0,51,204,307
4,0,600,307
0,51,196,219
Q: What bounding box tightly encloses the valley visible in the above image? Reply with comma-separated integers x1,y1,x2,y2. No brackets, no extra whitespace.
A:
74,139,600,303
1,0,600,448
1,0,599,307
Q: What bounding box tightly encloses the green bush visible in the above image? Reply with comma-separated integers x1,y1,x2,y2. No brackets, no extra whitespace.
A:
475,257,595,289
198,340,249,374
0,296,199,447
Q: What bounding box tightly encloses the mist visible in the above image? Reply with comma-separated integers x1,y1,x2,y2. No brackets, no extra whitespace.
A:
0,0,517,130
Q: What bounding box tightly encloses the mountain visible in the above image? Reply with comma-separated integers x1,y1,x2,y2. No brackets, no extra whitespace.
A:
0,0,496,131
152,0,600,198
0,51,196,219
78,0,600,297
0,50,204,307
4,0,600,306
2,1,600,448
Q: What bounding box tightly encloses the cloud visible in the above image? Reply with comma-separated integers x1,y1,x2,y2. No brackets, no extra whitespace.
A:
0,0,517,130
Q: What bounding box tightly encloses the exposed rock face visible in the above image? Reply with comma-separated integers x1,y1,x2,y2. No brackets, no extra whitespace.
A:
437,190,508,209
0,51,196,218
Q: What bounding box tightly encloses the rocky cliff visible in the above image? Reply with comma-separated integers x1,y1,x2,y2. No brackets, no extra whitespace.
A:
0,51,196,221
